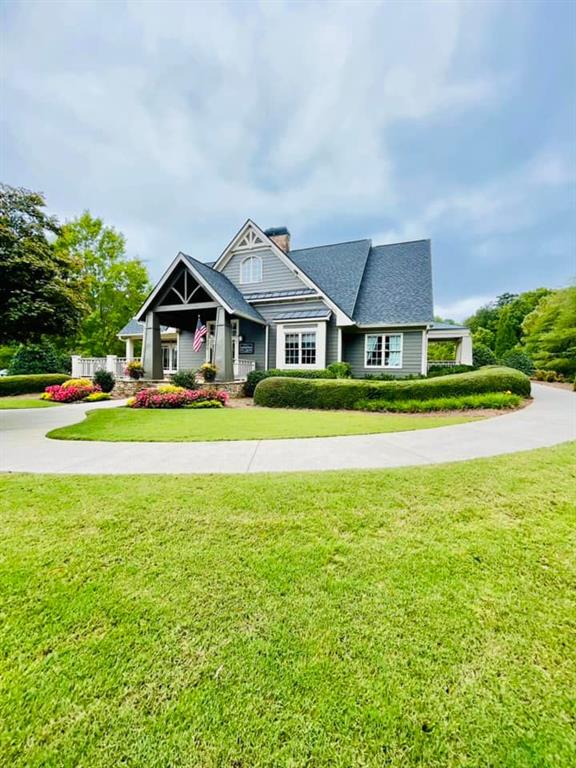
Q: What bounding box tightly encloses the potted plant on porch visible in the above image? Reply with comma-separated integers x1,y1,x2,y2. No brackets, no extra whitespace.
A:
199,362,217,382
125,361,145,380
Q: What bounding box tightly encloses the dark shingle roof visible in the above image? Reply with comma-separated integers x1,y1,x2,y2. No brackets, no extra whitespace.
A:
430,321,468,331
289,239,371,318
273,309,332,322
264,226,290,237
352,240,433,325
181,253,265,324
244,288,316,300
118,319,173,337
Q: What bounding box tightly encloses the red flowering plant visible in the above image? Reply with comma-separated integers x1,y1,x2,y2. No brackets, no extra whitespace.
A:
42,383,101,402
128,387,228,409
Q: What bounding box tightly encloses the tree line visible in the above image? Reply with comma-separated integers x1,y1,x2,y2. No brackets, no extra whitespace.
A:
465,287,575,378
0,183,151,373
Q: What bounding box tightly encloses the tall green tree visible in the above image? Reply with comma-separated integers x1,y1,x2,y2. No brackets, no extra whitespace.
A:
54,212,151,356
494,305,519,357
522,287,576,375
0,184,86,343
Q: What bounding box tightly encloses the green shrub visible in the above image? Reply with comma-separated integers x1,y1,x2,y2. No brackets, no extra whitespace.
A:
427,364,475,377
0,345,16,370
93,369,115,393
171,369,197,389
253,366,531,410
8,343,70,375
244,367,337,396
534,369,565,383
184,399,223,409
0,373,70,396
363,372,423,381
500,350,534,376
244,369,272,397
355,392,523,413
473,343,497,368
327,362,352,379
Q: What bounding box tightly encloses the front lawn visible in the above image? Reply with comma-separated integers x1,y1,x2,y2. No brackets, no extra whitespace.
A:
1,443,574,767
0,396,61,409
47,406,474,442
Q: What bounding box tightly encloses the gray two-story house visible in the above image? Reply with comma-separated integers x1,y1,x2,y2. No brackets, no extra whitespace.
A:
117,219,472,381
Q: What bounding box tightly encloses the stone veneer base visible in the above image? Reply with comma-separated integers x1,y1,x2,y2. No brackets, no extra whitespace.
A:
112,379,245,399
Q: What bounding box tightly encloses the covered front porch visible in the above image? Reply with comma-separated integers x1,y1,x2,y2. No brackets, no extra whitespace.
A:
426,323,473,370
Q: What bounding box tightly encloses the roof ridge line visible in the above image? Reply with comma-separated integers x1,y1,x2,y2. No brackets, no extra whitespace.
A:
349,241,373,319
373,237,431,248
290,238,371,253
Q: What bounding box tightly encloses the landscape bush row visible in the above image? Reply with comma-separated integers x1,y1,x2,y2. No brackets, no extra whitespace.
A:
0,373,70,396
355,392,523,413
243,362,352,396
253,366,531,410
127,385,228,409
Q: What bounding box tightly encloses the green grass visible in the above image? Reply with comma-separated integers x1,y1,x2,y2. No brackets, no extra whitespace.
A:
1,443,574,767
47,406,474,442
0,396,60,409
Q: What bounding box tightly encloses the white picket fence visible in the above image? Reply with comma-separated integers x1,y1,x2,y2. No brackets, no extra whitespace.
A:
71,355,255,381
71,356,137,379
233,359,256,381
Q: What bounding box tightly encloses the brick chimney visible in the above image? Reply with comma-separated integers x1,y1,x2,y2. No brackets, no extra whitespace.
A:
264,226,290,253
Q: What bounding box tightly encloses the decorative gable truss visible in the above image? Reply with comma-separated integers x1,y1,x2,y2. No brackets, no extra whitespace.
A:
235,228,267,251
159,266,212,306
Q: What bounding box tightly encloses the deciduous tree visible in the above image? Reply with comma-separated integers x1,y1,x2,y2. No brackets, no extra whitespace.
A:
0,184,85,343
55,212,151,356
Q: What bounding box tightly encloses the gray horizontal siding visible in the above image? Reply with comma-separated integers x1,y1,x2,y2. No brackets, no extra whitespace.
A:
326,316,339,365
222,246,306,295
237,320,267,370
178,330,205,370
343,329,424,377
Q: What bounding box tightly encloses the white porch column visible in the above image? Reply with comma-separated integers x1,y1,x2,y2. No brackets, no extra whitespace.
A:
71,355,81,378
460,334,473,365
125,338,135,360
214,307,233,381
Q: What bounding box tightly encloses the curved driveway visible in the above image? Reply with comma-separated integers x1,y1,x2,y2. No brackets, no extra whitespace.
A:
1,384,574,475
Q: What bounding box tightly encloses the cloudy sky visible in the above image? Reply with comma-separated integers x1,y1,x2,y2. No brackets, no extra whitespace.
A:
2,0,575,319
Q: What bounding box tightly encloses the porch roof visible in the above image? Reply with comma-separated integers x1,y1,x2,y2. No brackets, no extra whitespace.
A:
118,319,175,338
180,253,265,325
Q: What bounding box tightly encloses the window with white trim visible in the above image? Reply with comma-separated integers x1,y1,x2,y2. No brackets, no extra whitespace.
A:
284,330,317,367
240,255,262,284
365,333,402,368
162,343,178,372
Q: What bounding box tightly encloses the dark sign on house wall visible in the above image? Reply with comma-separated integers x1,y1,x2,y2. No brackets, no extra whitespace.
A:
239,341,255,355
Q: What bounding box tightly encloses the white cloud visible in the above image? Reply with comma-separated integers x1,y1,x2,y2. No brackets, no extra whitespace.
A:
2,0,500,273
435,295,495,322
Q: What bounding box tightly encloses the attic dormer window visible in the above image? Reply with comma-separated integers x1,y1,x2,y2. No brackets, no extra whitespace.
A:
240,255,262,284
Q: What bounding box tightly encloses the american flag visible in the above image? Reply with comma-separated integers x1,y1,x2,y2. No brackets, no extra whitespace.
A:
193,315,207,352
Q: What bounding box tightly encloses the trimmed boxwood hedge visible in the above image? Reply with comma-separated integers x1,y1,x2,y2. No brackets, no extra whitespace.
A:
253,366,531,410
0,373,70,396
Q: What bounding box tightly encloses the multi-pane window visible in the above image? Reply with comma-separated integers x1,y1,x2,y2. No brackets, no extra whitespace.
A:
240,255,263,284
284,330,317,366
365,334,402,368
162,344,178,372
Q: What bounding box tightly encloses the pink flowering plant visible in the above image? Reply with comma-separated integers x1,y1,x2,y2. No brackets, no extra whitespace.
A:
42,383,101,403
128,387,228,409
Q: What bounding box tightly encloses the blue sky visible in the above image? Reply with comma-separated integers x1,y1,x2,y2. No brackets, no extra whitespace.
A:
2,0,575,319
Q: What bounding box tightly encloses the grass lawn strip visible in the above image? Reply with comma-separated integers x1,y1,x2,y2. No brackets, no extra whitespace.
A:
0,396,61,409
0,443,574,767
47,406,475,442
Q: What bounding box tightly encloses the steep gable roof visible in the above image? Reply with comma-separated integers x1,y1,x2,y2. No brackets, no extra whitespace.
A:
180,253,265,324
353,240,433,325
289,239,372,318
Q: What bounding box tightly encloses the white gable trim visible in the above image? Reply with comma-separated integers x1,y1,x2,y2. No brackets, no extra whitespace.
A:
213,219,355,325
136,253,235,321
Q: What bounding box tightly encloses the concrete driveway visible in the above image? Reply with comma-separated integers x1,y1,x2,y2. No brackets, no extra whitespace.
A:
0,384,574,475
